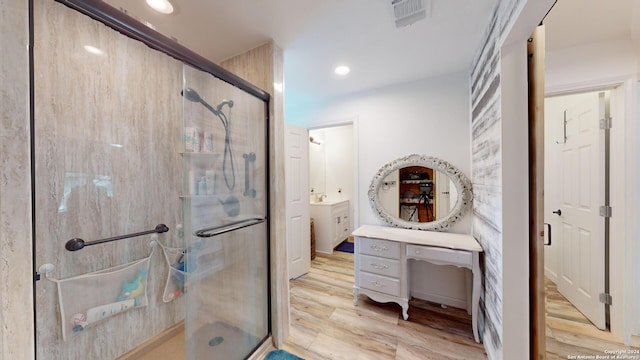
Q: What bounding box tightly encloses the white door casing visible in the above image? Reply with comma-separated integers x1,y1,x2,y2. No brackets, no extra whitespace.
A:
556,91,606,330
285,124,310,279
435,171,450,220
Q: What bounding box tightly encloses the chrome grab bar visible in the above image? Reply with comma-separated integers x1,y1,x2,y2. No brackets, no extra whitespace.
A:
195,217,265,238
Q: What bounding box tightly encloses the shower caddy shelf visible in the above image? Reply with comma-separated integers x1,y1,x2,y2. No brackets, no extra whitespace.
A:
180,152,221,156
180,152,221,167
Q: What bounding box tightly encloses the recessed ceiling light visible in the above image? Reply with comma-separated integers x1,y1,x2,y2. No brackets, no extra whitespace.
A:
146,0,174,14
83,45,104,56
334,65,351,76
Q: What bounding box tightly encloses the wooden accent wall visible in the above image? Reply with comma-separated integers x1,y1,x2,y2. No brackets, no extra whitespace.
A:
468,0,527,358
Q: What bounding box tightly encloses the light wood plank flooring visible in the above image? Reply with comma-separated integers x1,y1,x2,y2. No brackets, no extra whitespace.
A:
545,277,640,359
134,252,640,360
282,251,486,360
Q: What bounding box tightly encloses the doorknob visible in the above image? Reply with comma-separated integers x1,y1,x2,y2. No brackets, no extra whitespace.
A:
552,209,562,216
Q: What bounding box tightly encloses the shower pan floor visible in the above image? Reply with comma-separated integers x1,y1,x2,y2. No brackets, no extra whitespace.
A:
188,321,261,360
132,321,261,360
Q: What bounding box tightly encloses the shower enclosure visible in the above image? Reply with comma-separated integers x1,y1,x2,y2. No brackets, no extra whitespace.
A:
32,1,271,359
180,65,270,359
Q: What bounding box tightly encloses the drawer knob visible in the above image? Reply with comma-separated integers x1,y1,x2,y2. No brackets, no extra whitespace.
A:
370,280,385,288
370,262,389,270
370,245,388,252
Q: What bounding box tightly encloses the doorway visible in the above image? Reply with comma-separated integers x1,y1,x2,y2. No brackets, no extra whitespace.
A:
308,123,355,246
543,90,613,356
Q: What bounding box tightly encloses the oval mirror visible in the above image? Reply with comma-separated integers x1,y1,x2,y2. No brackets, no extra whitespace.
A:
369,154,473,231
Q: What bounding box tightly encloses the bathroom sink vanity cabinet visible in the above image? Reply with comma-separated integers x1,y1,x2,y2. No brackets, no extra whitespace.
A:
309,200,350,254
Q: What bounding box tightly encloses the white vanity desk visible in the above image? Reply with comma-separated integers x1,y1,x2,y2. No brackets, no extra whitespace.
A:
352,224,483,343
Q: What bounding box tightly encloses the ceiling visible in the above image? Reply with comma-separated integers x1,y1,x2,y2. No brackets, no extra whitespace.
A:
544,0,636,51
102,0,637,116
103,0,498,103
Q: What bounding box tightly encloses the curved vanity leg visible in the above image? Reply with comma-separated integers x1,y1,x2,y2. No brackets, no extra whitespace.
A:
401,300,409,321
472,252,481,343
353,287,358,306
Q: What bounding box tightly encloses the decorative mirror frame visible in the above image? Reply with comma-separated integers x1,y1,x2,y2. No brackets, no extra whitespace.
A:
369,154,473,231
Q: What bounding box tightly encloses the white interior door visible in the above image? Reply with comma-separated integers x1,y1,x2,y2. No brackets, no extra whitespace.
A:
285,124,310,279
555,91,606,329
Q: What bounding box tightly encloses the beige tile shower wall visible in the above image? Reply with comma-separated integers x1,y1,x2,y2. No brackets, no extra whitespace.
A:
34,0,184,359
0,0,34,359
220,41,289,346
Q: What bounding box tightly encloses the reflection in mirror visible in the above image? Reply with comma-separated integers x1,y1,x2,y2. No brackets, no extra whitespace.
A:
379,166,458,223
369,154,472,231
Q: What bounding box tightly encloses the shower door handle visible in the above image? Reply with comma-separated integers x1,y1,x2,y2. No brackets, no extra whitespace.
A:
195,217,265,238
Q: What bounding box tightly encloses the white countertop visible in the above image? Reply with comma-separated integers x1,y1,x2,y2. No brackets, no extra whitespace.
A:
309,199,348,206
352,224,483,252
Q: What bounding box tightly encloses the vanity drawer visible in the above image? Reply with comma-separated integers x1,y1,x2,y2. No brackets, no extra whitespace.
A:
339,221,350,239
359,237,400,259
359,254,400,278
359,272,401,297
406,244,472,268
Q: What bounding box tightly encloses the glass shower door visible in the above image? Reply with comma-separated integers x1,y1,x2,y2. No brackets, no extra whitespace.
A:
181,65,269,360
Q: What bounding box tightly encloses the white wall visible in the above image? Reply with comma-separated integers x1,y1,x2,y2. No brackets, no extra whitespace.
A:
323,125,353,203
297,71,472,233
500,40,531,360
293,71,473,308
633,81,640,337
546,38,639,92
308,131,326,196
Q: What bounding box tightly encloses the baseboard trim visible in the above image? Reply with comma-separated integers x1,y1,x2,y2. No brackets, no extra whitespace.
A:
411,291,467,310
116,320,184,360
247,336,275,360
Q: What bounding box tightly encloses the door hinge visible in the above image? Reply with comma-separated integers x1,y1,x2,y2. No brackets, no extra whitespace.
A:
599,205,612,218
600,117,612,130
34,272,41,282
599,292,613,305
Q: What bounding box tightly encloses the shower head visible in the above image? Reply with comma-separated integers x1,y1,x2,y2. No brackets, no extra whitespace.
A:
182,87,202,103
181,87,220,116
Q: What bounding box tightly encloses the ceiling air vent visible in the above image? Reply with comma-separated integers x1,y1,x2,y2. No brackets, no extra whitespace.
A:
390,0,431,28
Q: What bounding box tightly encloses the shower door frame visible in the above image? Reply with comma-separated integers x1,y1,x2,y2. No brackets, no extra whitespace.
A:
37,0,272,357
